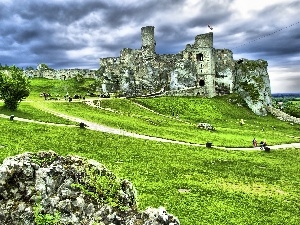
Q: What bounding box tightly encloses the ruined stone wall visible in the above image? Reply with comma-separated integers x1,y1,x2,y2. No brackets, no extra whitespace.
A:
100,27,218,97
98,26,272,115
24,68,97,80
266,106,300,124
215,49,235,95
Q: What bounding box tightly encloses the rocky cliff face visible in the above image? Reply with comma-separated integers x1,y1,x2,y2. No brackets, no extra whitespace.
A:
234,59,272,116
0,151,180,225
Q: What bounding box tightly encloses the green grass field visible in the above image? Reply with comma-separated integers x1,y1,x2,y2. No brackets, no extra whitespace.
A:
34,95,300,148
27,77,97,100
0,78,300,224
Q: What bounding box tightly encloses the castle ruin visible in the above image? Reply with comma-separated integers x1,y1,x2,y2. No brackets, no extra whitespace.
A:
21,26,272,116
100,26,272,115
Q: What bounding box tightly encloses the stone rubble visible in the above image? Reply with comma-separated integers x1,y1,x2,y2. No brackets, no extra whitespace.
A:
0,151,180,225
266,106,300,124
197,123,215,131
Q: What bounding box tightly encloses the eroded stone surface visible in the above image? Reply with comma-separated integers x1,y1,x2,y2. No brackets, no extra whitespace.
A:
0,151,180,225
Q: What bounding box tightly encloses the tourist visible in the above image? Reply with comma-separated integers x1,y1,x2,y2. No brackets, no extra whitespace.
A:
252,138,257,147
263,139,267,148
260,139,267,150
260,141,264,150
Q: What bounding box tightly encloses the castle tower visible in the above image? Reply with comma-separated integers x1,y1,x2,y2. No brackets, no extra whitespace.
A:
141,26,156,58
193,32,216,97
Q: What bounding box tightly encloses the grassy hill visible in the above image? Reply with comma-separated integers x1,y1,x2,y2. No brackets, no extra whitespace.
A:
27,77,98,100
0,78,300,224
31,93,299,147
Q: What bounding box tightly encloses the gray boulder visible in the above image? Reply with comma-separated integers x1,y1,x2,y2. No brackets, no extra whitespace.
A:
0,151,180,225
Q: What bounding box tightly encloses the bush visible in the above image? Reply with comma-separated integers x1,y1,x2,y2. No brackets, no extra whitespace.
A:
283,102,300,118
0,65,30,110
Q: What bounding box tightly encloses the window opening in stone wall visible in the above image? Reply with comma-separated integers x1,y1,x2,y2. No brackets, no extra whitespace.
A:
199,79,205,86
200,70,202,73
196,53,203,61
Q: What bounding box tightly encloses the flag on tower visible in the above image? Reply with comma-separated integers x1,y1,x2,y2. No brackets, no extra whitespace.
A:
208,25,213,30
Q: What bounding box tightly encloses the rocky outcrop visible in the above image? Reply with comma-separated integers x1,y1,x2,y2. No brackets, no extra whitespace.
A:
234,59,272,116
0,151,180,225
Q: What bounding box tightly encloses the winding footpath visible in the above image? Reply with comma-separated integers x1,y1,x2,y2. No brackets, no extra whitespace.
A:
1,102,300,150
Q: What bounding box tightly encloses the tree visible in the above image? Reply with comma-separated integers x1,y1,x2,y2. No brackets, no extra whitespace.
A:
283,102,300,118
0,65,30,110
37,63,53,71
25,66,35,70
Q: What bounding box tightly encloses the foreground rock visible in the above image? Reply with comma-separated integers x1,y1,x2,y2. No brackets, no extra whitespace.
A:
0,151,180,225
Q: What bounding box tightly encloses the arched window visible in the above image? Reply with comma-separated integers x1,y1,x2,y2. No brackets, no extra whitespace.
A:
196,53,203,61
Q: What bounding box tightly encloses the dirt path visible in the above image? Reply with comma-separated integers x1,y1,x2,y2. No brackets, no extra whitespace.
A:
2,105,300,150
0,114,77,127
31,108,208,147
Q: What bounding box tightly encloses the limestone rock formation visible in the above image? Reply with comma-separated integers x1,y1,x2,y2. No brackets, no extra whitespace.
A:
0,151,180,225
234,59,272,116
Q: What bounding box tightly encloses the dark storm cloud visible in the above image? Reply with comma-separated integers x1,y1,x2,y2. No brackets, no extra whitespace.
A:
234,24,300,55
271,69,300,93
217,1,300,45
0,0,299,92
187,0,234,28
15,1,108,25
255,0,300,21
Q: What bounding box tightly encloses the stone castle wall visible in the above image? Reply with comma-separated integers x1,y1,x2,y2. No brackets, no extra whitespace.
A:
267,106,300,124
99,26,272,115
23,68,97,80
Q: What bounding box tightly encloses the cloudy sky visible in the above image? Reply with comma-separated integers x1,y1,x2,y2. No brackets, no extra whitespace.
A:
0,0,299,93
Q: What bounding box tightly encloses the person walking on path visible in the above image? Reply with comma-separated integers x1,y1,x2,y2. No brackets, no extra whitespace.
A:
253,138,257,147
260,139,267,150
